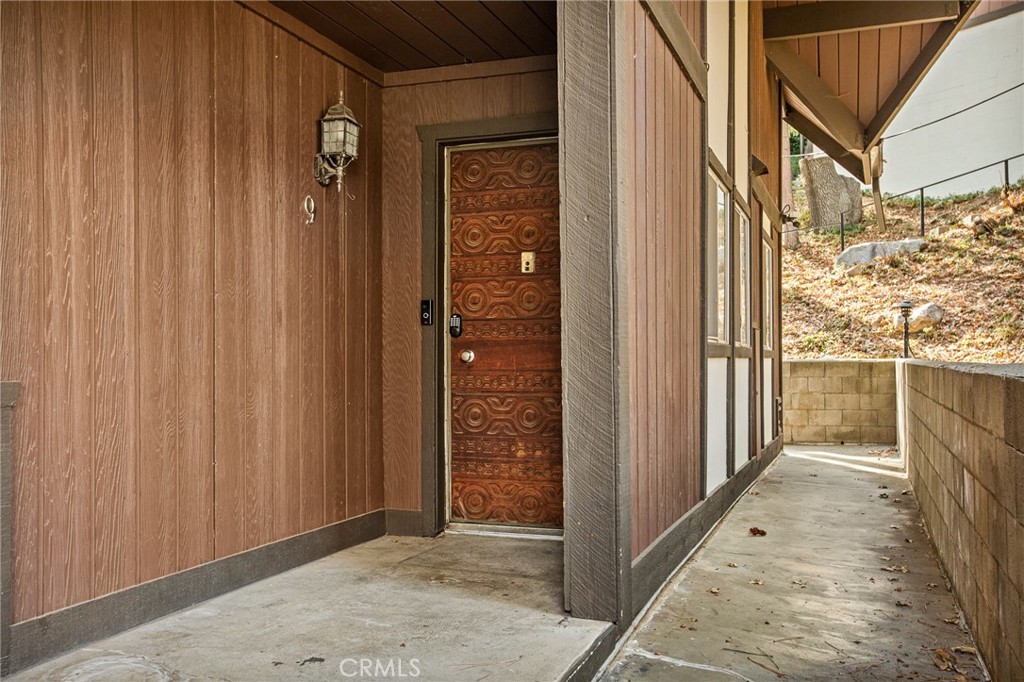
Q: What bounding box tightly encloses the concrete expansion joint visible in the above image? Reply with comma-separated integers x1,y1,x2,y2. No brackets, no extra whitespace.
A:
629,647,757,682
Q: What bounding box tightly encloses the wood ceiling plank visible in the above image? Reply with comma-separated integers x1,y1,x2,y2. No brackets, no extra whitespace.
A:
898,24,923,79
876,27,902,111
309,0,436,70
817,33,840,96
273,1,406,72
483,1,556,55
857,29,880,125
348,1,465,66
393,1,501,63
251,2,384,84
525,1,556,33
440,1,533,59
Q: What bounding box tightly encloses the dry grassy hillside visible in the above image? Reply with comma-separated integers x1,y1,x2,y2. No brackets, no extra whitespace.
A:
782,186,1024,362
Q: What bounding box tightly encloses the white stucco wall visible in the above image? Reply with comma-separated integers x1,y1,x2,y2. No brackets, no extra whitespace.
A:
734,358,751,472
707,0,731,165
880,10,1024,198
706,358,729,493
762,356,774,446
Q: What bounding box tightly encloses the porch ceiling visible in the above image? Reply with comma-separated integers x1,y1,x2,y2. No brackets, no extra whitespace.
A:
269,1,556,72
765,0,981,182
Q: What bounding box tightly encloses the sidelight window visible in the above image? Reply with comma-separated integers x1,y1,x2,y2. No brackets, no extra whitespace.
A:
707,174,730,342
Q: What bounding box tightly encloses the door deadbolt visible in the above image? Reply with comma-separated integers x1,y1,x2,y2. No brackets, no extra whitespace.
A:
449,312,463,338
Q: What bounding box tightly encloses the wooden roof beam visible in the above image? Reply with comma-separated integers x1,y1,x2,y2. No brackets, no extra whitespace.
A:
784,106,868,184
764,1,960,41
767,41,866,152
865,1,980,147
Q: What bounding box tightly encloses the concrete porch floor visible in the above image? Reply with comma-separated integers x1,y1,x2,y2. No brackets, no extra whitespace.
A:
11,534,610,681
602,446,987,682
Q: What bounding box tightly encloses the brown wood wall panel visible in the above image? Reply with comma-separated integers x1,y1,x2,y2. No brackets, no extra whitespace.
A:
213,0,247,559
2,0,44,622
271,29,304,541
297,43,328,535
90,0,140,598
629,2,704,558
380,70,557,511
176,1,217,573
39,0,94,614
343,70,369,521
366,81,386,513
136,0,180,581
322,60,346,527
0,0,383,622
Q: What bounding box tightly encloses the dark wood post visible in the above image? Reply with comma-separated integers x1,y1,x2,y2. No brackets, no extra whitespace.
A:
557,0,632,624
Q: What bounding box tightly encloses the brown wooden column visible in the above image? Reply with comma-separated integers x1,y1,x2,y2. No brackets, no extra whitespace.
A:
557,0,632,624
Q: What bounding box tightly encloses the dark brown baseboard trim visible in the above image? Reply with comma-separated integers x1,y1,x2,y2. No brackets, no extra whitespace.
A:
629,438,783,616
561,624,618,682
8,509,386,675
385,508,426,536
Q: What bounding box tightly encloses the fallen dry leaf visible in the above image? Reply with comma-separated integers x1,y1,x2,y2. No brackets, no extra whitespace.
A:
708,587,720,595
879,492,890,499
749,579,763,585
943,616,959,624
932,647,959,673
896,600,911,607
727,562,738,568
881,565,909,573
749,527,768,536
952,645,977,656
927,583,938,589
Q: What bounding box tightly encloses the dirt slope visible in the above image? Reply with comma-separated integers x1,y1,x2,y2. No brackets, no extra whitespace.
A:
782,187,1024,362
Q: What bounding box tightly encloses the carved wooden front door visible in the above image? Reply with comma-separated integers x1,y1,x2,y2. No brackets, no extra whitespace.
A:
448,140,562,527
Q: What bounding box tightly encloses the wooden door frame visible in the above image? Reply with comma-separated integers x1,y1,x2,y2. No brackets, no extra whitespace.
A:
417,113,559,538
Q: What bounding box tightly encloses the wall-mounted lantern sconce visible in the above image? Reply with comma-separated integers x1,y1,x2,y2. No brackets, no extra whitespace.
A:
314,91,361,191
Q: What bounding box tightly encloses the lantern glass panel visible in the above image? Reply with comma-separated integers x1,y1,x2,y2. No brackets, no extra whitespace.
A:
322,119,346,155
344,120,360,159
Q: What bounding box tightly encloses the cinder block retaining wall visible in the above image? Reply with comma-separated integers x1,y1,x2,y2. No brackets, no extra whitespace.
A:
897,361,1024,681
783,360,897,444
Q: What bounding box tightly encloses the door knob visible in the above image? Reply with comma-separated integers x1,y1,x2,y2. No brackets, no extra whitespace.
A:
460,349,475,363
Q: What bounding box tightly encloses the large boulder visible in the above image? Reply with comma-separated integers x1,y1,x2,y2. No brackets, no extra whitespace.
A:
800,156,863,230
908,302,944,333
835,238,926,268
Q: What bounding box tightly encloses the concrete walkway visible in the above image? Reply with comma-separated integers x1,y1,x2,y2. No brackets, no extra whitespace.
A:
11,534,610,681
602,446,986,682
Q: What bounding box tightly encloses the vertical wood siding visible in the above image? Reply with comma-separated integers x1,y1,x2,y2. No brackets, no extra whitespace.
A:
627,2,705,558
0,1,383,622
751,0,782,200
380,71,558,511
